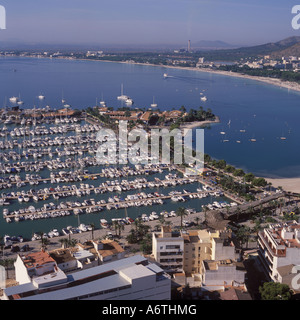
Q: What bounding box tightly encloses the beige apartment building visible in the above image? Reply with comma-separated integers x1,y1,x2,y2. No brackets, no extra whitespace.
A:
152,226,240,276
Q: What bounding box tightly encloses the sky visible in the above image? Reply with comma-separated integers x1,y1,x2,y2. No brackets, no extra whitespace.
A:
0,0,300,48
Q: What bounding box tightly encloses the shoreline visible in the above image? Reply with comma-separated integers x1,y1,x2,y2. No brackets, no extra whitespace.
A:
6,56,300,190
20,55,300,94
180,116,220,131
92,58,300,94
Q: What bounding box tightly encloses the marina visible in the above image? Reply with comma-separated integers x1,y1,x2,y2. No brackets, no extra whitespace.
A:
1,56,299,245
0,112,232,242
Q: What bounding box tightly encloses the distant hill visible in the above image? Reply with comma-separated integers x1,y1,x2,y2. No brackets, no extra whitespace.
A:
192,40,236,50
193,36,300,61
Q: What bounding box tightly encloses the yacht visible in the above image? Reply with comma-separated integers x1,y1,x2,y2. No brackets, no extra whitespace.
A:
163,73,168,78
125,98,134,106
38,95,45,100
100,219,109,228
9,96,19,104
200,96,207,102
117,84,130,101
150,96,158,108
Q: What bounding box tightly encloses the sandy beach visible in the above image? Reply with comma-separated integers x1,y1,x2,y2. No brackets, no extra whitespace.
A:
126,60,300,93
266,178,300,194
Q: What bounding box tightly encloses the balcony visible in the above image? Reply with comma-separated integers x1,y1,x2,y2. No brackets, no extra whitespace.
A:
258,232,286,258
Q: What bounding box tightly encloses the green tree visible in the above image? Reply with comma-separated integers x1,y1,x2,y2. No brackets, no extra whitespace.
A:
259,282,292,300
176,207,187,229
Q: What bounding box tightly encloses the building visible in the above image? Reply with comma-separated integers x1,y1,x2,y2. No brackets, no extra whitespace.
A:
181,229,217,274
77,240,125,264
152,227,240,278
201,259,246,291
152,226,184,273
3,255,171,300
258,221,300,285
188,40,191,52
14,250,58,285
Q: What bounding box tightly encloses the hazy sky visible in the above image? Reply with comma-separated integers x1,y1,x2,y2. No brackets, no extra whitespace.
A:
0,0,299,47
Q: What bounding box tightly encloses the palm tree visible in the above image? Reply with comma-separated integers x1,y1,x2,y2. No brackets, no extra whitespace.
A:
67,239,78,248
0,258,15,279
112,220,120,237
90,223,95,240
158,216,166,227
117,222,125,238
203,206,209,225
176,207,187,229
38,232,50,250
58,238,68,249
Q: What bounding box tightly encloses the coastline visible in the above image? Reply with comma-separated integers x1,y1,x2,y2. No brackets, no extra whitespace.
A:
8,56,300,189
22,55,300,94
180,116,220,130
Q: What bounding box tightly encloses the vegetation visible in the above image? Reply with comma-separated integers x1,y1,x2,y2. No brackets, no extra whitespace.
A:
259,282,292,300
126,218,150,244
218,64,300,84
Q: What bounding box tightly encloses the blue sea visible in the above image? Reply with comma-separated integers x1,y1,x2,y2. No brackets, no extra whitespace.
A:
0,56,300,179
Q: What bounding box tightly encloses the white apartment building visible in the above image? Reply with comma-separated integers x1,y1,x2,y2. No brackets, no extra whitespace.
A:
3,254,171,300
258,221,300,282
152,226,184,273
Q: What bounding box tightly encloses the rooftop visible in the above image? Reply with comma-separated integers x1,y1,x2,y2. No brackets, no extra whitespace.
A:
49,249,77,264
21,251,56,269
5,255,164,300
97,240,124,258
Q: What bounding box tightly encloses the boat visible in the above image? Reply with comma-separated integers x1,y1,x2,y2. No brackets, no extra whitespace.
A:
280,137,287,140
100,219,109,228
220,132,226,135
125,98,134,106
163,73,169,78
117,84,130,101
9,96,19,104
78,223,88,232
38,95,45,100
151,96,158,108
100,93,106,106
200,96,207,102
250,138,256,142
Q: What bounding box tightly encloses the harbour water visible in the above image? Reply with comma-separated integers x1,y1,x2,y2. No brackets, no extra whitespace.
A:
0,56,299,240
1,56,299,178
0,117,232,239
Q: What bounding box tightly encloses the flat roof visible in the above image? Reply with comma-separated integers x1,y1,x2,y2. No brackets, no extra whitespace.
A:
120,264,155,280
73,250,94,260
5,255,150,300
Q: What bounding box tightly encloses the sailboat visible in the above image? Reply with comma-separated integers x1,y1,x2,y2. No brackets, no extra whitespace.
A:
150,96,158,108
117,84,129,101
100,93,106,107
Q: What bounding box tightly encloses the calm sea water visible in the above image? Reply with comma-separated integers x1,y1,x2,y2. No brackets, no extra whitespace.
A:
0,56,299,180
1,56,300,239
